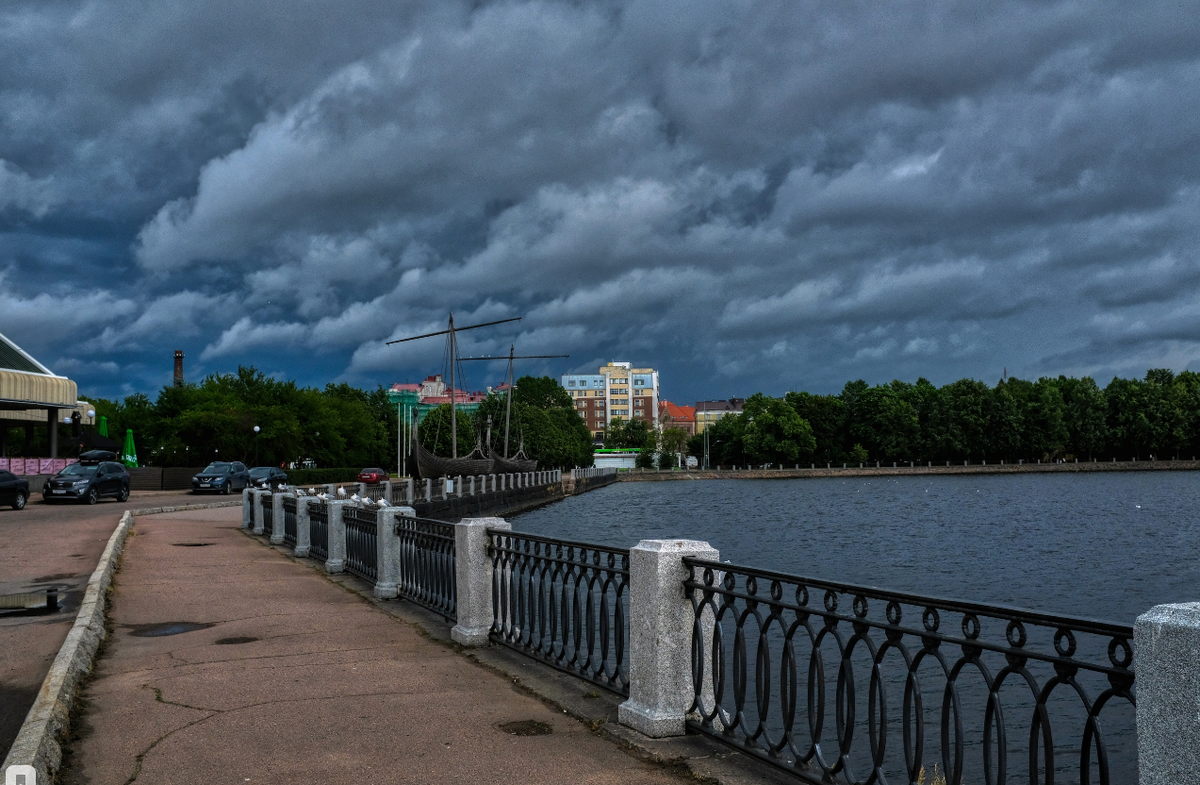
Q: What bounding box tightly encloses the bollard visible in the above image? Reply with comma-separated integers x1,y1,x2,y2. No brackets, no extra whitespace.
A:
406,477,414,504
373,507,401,599
325,500,350,574
1136,603,1200,784
270,492,286,545
424,478,432,502
294,496,311,557
451,517,512,646
242,488,253,529
618,539,720,738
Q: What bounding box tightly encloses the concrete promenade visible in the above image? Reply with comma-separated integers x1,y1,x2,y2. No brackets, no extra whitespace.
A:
61,507,689,785
620,456,1200,481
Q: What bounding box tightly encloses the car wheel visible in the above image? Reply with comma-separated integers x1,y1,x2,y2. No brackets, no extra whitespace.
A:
86,487,99,505
12,492,26,510
221,483,230,495
118,486,129,502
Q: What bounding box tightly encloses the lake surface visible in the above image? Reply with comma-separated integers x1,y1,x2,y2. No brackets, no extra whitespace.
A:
514,471,1200,626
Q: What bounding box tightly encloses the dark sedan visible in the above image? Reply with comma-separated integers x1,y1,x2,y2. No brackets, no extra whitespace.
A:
192,461,250,494
0,469,30,510
248,467,288,490
43,461,130,505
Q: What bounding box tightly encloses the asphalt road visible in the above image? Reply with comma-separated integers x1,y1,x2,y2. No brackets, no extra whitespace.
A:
0,489,231,759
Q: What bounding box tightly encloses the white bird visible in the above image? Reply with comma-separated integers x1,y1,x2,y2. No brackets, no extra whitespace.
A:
375,497,390,508
337,486,348,498
350,493,361,503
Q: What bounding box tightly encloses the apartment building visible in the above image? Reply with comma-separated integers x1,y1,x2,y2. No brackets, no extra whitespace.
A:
561,361,660,437
693,398,745,434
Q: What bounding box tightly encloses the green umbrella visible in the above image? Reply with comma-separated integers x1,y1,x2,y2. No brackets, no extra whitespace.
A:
122,429,138,468
97,416,109,438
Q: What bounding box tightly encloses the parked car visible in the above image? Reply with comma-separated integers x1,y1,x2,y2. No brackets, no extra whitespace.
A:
248,467,288,490
43,461,130,505
0,470,30,510
191,461,250,494
357,467,389,484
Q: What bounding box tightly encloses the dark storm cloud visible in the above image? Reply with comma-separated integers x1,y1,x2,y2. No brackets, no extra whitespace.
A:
4,0,1200,400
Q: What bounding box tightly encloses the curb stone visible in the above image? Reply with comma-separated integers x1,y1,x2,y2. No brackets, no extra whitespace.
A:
1,500,240,783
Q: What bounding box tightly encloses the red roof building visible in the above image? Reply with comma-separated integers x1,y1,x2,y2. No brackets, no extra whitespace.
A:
658,401,696,435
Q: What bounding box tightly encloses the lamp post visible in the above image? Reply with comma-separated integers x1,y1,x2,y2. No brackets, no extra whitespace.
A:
253,425,261,466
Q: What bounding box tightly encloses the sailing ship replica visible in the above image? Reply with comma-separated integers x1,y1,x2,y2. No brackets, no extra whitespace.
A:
389,314,565,480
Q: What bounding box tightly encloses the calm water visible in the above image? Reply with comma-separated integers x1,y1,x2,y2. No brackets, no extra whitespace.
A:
515,471,1200,628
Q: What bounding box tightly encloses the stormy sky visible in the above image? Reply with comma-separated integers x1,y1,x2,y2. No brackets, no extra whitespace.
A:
3,0,1200,403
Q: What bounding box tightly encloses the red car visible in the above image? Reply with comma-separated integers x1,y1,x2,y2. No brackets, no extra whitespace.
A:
357,467,390,484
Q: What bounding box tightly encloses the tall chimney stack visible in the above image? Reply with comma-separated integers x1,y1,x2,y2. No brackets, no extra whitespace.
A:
174,350,184,387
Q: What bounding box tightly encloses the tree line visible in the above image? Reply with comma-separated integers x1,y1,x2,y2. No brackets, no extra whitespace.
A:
73,368,593,471
694,370,1200,467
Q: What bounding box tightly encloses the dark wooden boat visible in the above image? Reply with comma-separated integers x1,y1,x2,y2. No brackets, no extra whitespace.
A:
410,410,493,479
492,447,536,474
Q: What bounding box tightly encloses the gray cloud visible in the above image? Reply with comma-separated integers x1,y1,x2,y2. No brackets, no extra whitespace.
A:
4,0,1200,401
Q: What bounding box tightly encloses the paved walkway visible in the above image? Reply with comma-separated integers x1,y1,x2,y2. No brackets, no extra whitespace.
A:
1,491,215,757
62,507,685,785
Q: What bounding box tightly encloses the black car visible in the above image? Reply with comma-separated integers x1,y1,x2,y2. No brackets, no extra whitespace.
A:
248,467,288,490
0,470,30,510
192,461,250,494
43,461,130,505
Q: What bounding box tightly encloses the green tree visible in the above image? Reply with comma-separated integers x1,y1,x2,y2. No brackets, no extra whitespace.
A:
785,391,846,463
740,393,816,465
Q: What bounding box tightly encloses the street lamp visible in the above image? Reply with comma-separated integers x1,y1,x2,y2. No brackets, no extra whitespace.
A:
253,425,261,466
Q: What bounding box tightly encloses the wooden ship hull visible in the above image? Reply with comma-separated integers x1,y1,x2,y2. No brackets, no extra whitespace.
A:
411,438,494,479
492,450,537,474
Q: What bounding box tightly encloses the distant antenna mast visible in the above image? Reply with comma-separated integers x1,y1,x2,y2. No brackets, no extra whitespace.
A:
459,347,568,457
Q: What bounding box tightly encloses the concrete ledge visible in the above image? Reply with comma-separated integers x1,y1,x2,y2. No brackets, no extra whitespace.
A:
1,511,134,783
128,500,243,515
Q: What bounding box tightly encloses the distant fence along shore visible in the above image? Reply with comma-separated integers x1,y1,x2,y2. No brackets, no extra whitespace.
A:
619,457,1200,481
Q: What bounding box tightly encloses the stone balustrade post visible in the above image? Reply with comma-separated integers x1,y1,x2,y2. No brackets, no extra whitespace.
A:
252,490,267,535
242,488,253,529
457,475,464,498
374,508,399,599
468,476,475,495
406,478,414,504
451,516,511,646
424,478,432,502
1136,603,1200,783
383,480,393,503
294,496,311,557
325,500,350,574
270,492,287,545
618,538,719,738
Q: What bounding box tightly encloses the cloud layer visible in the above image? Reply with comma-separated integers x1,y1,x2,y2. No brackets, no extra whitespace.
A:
4,0,1200,401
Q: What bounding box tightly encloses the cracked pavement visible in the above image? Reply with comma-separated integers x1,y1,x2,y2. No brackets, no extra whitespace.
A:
60,507,688,785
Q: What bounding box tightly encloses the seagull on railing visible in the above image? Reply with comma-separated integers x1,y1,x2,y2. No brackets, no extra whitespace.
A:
337,486,348,498
375,497,390,508
349,493,361,503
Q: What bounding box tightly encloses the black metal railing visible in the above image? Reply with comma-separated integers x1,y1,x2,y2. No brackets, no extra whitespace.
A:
308,500,329,560
683,559,1137,785
361,484,387,502
394,514,456,619
488,531,629,695
282,496,297,546
259,492,273,534
390,482,412,506
344,505,378,583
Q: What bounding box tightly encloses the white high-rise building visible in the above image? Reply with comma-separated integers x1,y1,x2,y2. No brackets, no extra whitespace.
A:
560,361,660,437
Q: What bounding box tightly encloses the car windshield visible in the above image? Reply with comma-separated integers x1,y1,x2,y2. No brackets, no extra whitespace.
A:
248,468,272,477
60,464,98,476
203,463,233,473
361,468,383,474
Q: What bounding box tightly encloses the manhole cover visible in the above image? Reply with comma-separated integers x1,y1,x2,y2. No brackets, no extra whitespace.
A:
497,720,553,736
171,543,212,547
214,636,258,645
126,622,214,637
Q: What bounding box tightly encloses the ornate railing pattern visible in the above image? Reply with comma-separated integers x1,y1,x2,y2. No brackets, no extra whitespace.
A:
282,496,297,546
307,500,328,560
259,492,273,533
344,505,378,583
361,484,387,502
682,559,1136,785
488,531,630,695
394,513,456,619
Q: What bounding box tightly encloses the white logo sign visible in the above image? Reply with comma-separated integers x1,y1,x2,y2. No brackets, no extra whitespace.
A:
5,765,36,785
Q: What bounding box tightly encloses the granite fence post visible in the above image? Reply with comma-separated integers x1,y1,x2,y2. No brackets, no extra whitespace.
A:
270,492,286,545
294,496,311,557
252,490,267,535
406,478,414,504
325,500,349,574
451,516,511,646
424,478,432,502
374,507,399,599
1136,602,1200,784
618,538,720,738
383,480,393,503
242,488,253,529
